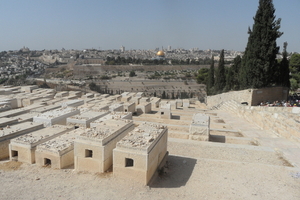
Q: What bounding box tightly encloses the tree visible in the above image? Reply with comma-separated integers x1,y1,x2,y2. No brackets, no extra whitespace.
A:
215,49,226,92
290,78,299,92
129,70,136,77
225,67,234,91
207,56,215,90
290,53,300,74
196,68,209,84
277,42,290,87
240,0,283,89
231,55,242,90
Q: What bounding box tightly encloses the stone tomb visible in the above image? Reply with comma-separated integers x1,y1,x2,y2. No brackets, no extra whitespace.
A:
136,102,151,114
9,125,73,164
61,99,84,108
109,103,124,112
113,122,168,185
150,97,161,109
11,113,37,123
74,119,134,173
90,112,132,128
35,128,84,169
33,107,80,127
30,104,61,114
189,113,210,141
0,117,18,128
0,103,44,118
183,99,190,109
67,110,109,128
0,122,43,160
123,102,136,113
159,103,172,119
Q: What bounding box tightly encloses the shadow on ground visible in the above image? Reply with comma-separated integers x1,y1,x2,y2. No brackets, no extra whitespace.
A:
150,155,197,188
171,115,180,120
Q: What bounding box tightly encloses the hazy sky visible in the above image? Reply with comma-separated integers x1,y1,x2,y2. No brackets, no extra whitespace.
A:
1,0,299,52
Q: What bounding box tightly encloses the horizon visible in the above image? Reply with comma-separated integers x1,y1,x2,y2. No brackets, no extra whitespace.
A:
1,0,299,53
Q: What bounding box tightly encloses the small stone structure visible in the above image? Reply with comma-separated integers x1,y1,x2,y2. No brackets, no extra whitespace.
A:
90,112,132,128
183,99,190,109
33,107,80,127
113,122,168,185
0,122,43,160
0,117,18,128
189,113,210,141
109,103,124,112
159,103,172,119
121,95,132,102
30,104,61,113
67,110,109,128
54,91,69,98
35,128,84,169
0,104,44,118
136,102,151,114
9,125,73,164
74,119,134,173
150,97,161,109
61,99,84,108
176,99,183,108
123,102,136,113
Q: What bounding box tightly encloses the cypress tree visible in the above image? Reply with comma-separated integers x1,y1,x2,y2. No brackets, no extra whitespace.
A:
232,55,242,90
278,42,290,87
240,0,283,89
225,67,234,91
215,49,226,93
207,55,215,94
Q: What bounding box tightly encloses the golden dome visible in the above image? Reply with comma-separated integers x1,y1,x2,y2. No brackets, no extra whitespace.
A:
156,50,165,56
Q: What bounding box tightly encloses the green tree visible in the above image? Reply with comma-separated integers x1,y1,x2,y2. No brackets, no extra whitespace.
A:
290,78,299,92
225,67,234,91
207,56,215,90
231,55,242,90
215,49,226,93
129,70,136,77
290,53,300,74
196,68,209,84
277,42,290,87
240,0,283,89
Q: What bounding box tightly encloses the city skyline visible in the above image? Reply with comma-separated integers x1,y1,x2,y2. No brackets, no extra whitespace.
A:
1,0,299,52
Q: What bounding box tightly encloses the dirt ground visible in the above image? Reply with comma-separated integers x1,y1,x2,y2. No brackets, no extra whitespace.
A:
1,143,300,200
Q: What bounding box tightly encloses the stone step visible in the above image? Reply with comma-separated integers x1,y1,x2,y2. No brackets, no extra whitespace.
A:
168,138,293,167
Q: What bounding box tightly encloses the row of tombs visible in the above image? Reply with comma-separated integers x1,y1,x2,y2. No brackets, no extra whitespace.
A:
0,85,210,185
1,112,168,185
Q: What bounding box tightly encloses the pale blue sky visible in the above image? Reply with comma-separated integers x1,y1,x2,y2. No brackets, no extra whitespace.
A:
1,0,299,52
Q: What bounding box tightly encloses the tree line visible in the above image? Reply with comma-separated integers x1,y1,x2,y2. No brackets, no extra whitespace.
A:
104,56,229,65
197,0,297,95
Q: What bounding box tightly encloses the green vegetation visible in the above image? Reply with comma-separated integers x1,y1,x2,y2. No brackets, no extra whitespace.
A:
203,0,295,96
214,49,226,93
289,53,300,91
240,0,283,89
104,55,213,66
129,70,136,77
196,68,209,84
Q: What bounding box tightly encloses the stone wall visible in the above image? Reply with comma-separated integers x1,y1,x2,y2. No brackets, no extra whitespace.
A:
219,100,300,143
207,86,289,107
207,89,253,108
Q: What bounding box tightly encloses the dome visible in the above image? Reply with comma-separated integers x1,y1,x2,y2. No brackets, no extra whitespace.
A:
156,50,165,56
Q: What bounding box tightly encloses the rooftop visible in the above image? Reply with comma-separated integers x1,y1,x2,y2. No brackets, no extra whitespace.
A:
81,119,132,140
37,128,83,152
117,122,166,149
12,125,72,145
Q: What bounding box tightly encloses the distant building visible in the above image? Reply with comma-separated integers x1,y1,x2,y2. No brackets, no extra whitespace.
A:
120,46,125,53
